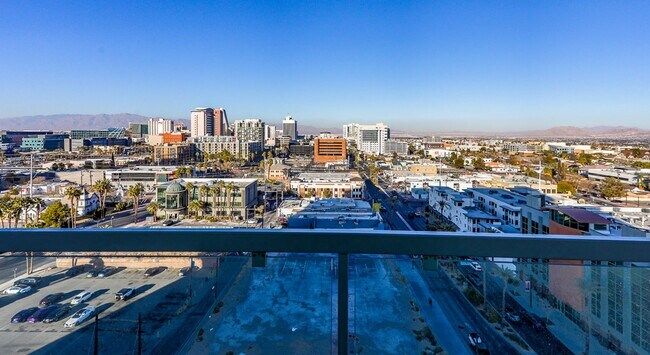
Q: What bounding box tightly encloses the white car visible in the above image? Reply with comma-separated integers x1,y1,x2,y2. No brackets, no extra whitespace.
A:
70,291,94,305
3,285,32,295
64,306,95,328
470,262,482,272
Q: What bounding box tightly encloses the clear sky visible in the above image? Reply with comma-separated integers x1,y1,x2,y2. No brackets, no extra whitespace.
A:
1,1,649,131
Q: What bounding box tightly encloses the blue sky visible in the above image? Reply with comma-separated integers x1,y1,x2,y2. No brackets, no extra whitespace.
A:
1,1,649,131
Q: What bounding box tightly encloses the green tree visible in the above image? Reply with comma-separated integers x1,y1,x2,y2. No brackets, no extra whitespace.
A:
472,158,486,170
557,181,576,195
185,182,195,200
147,201,160,222
453,156,465,169
199,185,209,203
93,178,113,218
64,186,82,228
127,183,145,223
188,200,204,220
600,177,625,199
40,201,70,228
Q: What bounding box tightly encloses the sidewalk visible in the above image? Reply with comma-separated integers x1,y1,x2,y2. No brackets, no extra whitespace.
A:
508,280,615,354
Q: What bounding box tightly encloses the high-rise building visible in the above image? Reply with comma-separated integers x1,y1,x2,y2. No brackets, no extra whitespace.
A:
342,124,359,143
214,108,229,136
282,116,297,140
147,118,174,136
190,108,215,137
345,123,390,155
233,119,265,143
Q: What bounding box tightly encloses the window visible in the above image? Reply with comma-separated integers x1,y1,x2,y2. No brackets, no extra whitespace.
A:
522,216,528,234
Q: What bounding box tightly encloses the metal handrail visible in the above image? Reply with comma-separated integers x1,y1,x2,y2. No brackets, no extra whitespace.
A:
3,228,649,355
1,228,649,262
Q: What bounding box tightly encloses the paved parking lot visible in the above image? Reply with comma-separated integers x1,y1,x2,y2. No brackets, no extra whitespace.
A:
0,261,217,354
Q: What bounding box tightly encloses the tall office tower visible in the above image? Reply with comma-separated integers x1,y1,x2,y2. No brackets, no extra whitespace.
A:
128,123,149,138
190,108,215,137
283,115,297,140
233,119,265,142
264,124,276,141
355,123,390,155
342,123,359,143
214,108,229,136
147,118,174,136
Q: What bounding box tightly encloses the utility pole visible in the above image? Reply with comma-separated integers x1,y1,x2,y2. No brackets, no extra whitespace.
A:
137,313,142,355
29,153,33,198
93,314,99,355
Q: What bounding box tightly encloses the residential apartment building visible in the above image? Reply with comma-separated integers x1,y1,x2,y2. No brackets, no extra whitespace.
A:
314,138,347,163
153,143,194,165
189,136,262,160
384,140,409,155
190,108,214,137
233,119,265,143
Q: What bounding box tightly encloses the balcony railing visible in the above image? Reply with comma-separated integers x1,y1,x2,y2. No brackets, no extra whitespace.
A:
1,229,650,354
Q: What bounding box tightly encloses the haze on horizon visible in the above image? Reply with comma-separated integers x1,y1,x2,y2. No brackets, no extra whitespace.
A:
1,1,649,131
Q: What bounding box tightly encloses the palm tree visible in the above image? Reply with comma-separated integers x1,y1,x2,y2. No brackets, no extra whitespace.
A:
217,180,226,217
209,186,218,217
0,196,10,228
147,201,161,222
199,185,209,203
93,178,113,218
496,266,514,319
31,197,45,224
20,197,33,227
225,183,234,220
230,185,239,217
64,186,82,228
437,200,448,220
127,183,145,224
188,200,204,220
185,182,195,201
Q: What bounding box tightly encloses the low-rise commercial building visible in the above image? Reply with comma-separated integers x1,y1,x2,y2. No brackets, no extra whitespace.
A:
290,172,365,199
283,198,385,230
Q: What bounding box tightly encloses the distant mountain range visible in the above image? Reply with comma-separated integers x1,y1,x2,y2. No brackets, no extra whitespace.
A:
0,114,648,138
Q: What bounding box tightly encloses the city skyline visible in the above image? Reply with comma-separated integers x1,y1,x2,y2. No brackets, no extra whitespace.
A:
1,1,650,130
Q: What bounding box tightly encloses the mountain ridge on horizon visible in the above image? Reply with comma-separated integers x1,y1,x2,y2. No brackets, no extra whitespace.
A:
0,113,648,138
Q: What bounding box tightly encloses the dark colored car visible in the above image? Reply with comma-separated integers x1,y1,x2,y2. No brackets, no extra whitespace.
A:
11,307,39,323
43,306,72,323
144,266,165,277
39,293,65,307
86,269,100,278
98,267,116,278
162,219,174,226
65,265,87,277
27,306,58,323
468,332,489,354
522,312,546,331
13,277,40,288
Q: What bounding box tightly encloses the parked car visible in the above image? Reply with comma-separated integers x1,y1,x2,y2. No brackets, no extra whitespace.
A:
39,293,65,307
505,307,521,323
470,262,482,272
64,306,95,328
144,267,165,277
162,219,174,226
468,332,489,353
522,312,546,331
3,285,32,295
70,291,94,305
178,267,192,277
86,269,100,278
245,218,259,225
98,266,116,278
65,265,87,277
13,277,40,288
115,287,135,301
379,206,387,212
43,306,72,323
11,307,39,323
27,306,58,323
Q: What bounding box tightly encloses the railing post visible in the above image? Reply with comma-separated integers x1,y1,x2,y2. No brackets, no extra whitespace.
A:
338,253,348,355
